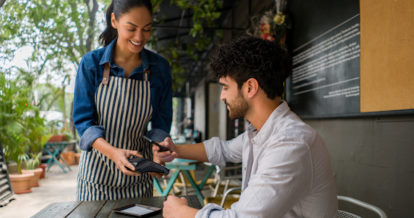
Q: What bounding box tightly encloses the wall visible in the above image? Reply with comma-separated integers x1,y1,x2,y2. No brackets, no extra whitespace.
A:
306,116,414,217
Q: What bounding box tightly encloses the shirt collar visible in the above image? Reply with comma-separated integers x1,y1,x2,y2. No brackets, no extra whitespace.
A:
99,39,116,65
99,38,152,71
248,100,290,145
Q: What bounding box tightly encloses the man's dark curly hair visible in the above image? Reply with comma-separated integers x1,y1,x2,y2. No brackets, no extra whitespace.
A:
210,36,291,99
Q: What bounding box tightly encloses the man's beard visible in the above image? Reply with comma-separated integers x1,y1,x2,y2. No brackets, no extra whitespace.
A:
225,93,249,120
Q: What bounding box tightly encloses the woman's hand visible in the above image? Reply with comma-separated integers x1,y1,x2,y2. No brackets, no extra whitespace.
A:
109,147,142,176
152,137,178,163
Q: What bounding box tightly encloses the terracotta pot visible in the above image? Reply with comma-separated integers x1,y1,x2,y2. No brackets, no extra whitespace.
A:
74,153,81,164
61,151,75,165
9,173,33,194
38,163,47,179
22,168,42,187
48,134,68,142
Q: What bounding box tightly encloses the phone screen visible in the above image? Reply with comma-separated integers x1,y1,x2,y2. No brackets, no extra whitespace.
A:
121,205,154,215
114,204,161,217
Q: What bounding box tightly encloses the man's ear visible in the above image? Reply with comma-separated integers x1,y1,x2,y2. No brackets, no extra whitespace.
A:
245,78,259,98
111,13,118,29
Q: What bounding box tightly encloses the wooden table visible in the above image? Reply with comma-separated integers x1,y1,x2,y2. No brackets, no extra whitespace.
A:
32,196,202,218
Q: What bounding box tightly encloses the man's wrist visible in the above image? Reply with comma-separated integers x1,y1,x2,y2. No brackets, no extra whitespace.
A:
178,204,199,218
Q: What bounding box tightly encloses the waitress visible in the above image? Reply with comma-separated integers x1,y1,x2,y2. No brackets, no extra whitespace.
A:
73,0,172,201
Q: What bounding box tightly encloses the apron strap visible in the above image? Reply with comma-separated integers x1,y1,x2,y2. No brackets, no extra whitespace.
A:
143,69,150,81
102,63,149,84
102,63,110,85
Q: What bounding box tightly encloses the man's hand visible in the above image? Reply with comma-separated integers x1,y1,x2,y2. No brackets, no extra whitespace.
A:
153,137,178,163
109,147,142,176
149,149,166,178
163,195,198,218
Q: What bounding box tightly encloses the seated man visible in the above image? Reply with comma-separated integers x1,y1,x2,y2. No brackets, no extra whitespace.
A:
156,36,338,218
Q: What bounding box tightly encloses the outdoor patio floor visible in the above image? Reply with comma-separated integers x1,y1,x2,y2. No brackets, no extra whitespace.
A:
0,165,79,218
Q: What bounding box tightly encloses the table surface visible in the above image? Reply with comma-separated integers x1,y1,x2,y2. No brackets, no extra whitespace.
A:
32,196,202,218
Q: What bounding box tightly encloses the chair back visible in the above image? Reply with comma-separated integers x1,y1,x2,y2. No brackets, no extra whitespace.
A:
0,142,15,207
337,196,387,218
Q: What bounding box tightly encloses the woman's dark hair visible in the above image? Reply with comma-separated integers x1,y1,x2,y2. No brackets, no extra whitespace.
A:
210,36,291,99
99,0,153,46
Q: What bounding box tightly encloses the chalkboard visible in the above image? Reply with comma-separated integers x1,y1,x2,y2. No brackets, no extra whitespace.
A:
286,0,414,118
286,0,361,118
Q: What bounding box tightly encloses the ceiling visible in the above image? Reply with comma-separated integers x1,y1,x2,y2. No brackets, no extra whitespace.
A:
151,0,249,96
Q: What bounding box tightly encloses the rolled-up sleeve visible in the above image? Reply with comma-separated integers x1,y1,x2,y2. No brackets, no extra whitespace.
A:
73,55,105,151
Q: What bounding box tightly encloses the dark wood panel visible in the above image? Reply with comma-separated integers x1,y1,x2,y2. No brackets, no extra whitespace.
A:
95,200,118,218
31,201,80,218
67,200,106,218
33,196,203,217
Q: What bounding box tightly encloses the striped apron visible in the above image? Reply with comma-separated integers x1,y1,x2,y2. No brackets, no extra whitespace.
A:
77,63,153,201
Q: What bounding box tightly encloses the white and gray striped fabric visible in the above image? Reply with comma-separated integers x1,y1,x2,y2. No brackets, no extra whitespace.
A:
77,72,153,201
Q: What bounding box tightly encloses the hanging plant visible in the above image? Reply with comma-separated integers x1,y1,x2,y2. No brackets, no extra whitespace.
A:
249,0,290,49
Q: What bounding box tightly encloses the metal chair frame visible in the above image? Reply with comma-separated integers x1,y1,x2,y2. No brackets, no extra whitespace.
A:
337,195,387,218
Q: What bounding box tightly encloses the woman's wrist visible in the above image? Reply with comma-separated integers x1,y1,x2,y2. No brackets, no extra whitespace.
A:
92,138,116,160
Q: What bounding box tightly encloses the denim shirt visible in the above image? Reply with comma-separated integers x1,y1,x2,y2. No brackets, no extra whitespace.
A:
73,39,172,151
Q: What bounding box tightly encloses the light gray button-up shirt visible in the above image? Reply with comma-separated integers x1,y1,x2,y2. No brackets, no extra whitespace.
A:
196,101,337,218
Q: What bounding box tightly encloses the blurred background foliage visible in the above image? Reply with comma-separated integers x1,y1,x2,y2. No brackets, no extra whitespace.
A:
0,0,223,164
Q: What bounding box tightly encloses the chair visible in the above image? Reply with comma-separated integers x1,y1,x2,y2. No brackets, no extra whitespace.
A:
220,186,241,208
43,141,76,173
204,163,242,208
0,142,15,207
337,195,387,218
209,163,242,197
219,192,388,217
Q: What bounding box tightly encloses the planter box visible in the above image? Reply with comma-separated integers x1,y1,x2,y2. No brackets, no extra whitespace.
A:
47,134,68,142
60,151,76,165
38,163,47,179
74,153,81,164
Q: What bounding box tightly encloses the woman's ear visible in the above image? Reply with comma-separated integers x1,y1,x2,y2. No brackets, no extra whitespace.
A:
245,78,259,98
111,13,118,29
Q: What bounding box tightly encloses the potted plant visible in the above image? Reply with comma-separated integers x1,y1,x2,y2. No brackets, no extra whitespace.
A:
3,132,34,194
24,109,51,179
22,152,43,187
0,70,35,194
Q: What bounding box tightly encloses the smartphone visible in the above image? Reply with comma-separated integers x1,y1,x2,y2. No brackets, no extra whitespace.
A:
113,203,161,217
142,135,171,152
